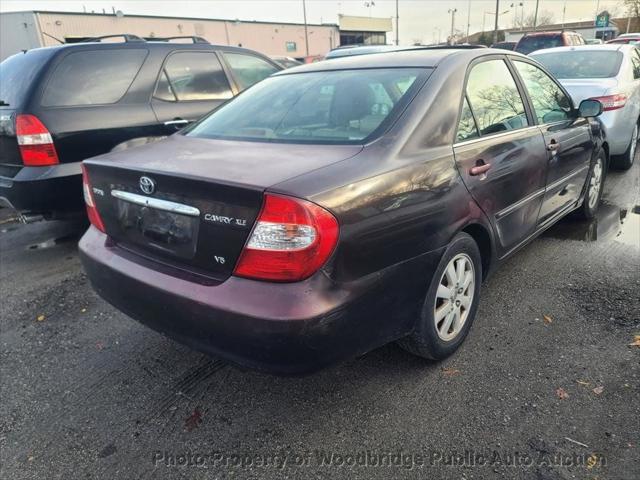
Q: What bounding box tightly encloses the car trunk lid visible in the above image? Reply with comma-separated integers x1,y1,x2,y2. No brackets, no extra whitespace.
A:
560,78,618,104
83,134,362,280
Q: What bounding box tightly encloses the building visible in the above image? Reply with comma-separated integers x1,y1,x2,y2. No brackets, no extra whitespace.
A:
0,10,395,61
503,15,631,43
338,14,393,46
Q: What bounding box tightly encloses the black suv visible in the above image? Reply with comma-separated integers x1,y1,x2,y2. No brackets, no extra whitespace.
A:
0,35,281,219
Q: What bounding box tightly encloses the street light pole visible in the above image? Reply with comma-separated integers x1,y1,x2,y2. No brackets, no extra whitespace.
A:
302,0,309,57
395,0,399,45
533,0,540,31
493,0,500,44
466,0,471,41
448,8,457,45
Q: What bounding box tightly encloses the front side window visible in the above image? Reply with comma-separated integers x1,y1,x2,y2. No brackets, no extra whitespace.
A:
42,49,148,106
465,60,529,136
513,61,572,124
222,53,279,90
154,52,232,101
186,68,428,144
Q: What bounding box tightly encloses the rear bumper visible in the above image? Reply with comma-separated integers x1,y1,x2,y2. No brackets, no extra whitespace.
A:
0,162,83,214
79,226,444,374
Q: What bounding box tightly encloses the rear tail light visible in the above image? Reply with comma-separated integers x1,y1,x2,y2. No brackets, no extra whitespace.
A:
234,194,339,282
81,164,106,233
590,94,627,111
15,114,60,166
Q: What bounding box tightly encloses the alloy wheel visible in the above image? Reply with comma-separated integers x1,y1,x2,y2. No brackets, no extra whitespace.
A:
434,253,475,341
630,124,638,164
587,158,603,210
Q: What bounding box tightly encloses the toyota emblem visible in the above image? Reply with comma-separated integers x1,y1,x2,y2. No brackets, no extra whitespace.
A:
139,176,155,195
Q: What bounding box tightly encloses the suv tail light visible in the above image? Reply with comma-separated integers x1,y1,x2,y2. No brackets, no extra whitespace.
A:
15,114,60,166
590,94,627,111
81,164,106,233
234,194,339,282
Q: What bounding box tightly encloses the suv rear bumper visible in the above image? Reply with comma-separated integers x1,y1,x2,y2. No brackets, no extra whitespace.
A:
79,226,444,374
0,162,83,214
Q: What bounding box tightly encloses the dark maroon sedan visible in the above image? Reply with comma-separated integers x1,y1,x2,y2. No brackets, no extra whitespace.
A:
80,48,606,374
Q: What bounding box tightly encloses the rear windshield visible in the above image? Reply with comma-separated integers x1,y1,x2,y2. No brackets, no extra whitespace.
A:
0,49,52,107
185,68,428,145
533,51,623,78
516,35,563,54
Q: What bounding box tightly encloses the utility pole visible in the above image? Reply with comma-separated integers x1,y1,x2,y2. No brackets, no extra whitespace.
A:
395,0,399,45
493,0,500,44
466,0,471,41
302,0,309,57
533,0,540,31
448,8,457,45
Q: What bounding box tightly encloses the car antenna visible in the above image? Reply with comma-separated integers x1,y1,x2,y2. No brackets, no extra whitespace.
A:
41,31,64,44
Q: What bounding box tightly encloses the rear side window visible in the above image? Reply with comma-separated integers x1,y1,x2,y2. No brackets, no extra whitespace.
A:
456,97,479,142
516,35,563,54
0,49,52,107
222,53,279,90
42,49,147,107
154,52,232,101
465,60,529,136
513,61,572,124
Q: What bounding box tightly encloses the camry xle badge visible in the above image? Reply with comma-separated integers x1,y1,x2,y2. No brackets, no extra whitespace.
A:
139,176,155,195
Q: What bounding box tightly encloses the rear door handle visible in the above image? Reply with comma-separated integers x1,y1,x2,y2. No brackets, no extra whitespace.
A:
469,162,492,176
164,118,190,126
547,140,561,152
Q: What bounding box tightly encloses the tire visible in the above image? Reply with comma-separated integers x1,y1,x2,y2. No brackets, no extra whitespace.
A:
577,152,605,220
397,232,482,360
612,121,638,170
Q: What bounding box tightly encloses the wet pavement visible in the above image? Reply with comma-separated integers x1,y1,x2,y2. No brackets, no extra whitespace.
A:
0,160,638,480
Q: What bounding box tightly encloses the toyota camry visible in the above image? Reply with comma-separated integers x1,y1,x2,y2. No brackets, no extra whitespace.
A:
79,47,606,374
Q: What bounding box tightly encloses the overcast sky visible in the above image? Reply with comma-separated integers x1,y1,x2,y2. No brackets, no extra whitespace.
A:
1,0,622,44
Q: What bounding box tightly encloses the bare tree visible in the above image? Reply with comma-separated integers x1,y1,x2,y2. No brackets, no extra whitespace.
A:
623,0,640,18
514,10,555,28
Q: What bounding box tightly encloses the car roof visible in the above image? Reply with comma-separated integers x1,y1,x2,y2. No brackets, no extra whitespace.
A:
529,44,628,55
520,31,567,37
278,47,503,74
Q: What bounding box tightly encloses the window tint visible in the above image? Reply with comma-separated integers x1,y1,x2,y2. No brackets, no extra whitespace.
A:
466,60,529,136
186,68,427,144
533,51,623,79
155,52,232,101
42,50,147,106
222,53,279,90
632,49,640,79
0,49,52,107
513,61,572,124
456,97,479,142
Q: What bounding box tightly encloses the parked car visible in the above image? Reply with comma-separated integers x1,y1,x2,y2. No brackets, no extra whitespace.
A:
585,39,604,45
79,48,606,374
271,56,303,69
491,41,517,50
531,44,640,169
515,31,586,54
607,33,640,44
0,34,282,219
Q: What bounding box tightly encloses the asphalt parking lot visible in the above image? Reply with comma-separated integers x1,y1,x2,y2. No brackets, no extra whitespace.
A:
0,160,638,480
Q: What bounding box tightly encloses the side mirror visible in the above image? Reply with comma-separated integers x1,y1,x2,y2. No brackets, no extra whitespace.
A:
578,99,603,118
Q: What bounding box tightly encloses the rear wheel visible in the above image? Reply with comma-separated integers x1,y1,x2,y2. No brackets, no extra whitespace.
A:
397,232,482,360
612,122,638,170
577,153,605,220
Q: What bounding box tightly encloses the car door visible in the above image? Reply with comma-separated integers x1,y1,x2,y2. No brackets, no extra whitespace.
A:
511,59,594,227
453,57,549,256
151,50,235,135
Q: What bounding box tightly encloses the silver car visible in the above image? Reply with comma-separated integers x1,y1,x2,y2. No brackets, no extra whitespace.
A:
531,44,640,169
